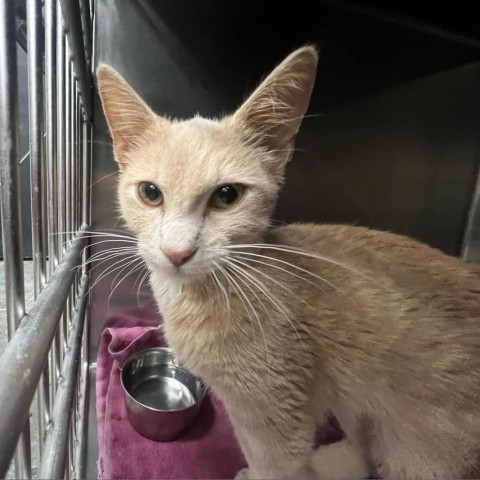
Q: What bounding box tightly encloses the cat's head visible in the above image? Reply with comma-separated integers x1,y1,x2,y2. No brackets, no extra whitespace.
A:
97,46,317,281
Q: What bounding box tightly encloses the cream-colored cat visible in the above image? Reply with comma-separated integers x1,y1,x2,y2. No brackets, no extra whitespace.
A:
97,47,480,479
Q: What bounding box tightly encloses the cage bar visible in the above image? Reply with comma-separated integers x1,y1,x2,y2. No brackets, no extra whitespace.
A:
38,275,89,479
26,0,51,459
58,0,92,120
0,1,32,478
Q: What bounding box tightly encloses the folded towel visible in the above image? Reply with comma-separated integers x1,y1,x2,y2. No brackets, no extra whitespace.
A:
96,306,342,479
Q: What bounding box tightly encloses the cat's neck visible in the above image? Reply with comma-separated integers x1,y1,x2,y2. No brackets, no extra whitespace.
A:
151,270,227,320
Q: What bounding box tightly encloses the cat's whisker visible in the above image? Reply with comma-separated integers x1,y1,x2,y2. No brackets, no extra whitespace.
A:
133,264,148,291
109,255,144,293
259,112,322,137
136,267,151,306
209,272,224,308
85,138,113,147
77,252,135,275
113,217,124,230
226,243,368,279
79,248,139,271
269,219,287,226
225,260,273,321
213,261,258,342
303,113,323,119
229,250,343,294
53,229,136,239
83,245,138,263
211,268,231,317
64,236,137,250
55,232,136,249
229,255,317,313
221,263,270,363
271,148,306,154
77,254,129,274
87,253,140,290
90,171,119,188
60,235,137,249
86,245,138,259
86,253,140,297
82,236,137,246
226,257,308,355
107,258,145,307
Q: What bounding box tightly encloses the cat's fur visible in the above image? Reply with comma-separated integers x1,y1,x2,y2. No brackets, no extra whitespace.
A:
97,47,480,479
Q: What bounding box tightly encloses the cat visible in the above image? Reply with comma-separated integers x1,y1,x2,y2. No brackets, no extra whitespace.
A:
97,46,480,479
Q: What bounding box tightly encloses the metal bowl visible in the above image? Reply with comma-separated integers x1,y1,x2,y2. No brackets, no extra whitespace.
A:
120,347,206,441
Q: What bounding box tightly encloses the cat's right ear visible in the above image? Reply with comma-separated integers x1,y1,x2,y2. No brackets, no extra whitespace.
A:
96,64,157,168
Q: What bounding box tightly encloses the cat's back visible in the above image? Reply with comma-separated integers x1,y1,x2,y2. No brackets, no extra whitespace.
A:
267,223,480,293
265,222,480,376
266,223,480,406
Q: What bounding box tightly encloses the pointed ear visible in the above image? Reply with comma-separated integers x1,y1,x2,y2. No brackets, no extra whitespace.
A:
233,46,318,153
96,64,157,168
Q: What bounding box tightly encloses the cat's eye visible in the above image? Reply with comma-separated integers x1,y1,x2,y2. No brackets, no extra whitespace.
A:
209,184,244,210
138,182,163,206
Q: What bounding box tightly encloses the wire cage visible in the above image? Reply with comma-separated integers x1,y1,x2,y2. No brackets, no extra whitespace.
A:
0,0,93,478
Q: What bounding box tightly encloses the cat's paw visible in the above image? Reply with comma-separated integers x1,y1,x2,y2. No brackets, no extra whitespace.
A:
310,440,370,479
235,467,251,479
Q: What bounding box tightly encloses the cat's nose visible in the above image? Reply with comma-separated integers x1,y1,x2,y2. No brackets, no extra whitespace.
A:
163,248,197,267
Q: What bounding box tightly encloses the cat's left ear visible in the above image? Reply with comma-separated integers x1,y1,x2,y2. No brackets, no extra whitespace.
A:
233,46,318,156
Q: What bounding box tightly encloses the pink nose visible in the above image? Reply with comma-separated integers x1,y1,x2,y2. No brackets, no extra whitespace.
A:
163,248,197,267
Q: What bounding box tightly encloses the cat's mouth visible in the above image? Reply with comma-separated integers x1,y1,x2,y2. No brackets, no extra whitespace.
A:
141,250,217,282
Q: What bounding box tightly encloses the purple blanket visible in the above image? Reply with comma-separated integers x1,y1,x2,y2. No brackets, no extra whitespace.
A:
96,307,342,479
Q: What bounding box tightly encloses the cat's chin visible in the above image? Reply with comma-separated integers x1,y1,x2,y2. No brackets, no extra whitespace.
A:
153,264,212,285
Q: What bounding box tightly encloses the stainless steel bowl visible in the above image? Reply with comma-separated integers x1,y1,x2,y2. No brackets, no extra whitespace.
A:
121,347,206,441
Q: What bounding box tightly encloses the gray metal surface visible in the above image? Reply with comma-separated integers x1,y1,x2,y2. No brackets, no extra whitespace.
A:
0,233,87,479
0,1,31,478
57,15,66,261
39,275,89,480
0,0,25,344
27,0,47,295
26,0,50,461
59,0,92,120
45,0,59,273
121,348,205,442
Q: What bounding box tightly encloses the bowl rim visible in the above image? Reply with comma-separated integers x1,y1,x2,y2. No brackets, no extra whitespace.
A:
120,347,207,413
122,346,178,365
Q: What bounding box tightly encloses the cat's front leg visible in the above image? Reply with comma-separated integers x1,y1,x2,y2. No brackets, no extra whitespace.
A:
231,411,316,479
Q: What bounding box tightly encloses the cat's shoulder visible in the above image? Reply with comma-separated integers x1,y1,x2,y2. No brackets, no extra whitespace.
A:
267,223,480,276
267,223,401,247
